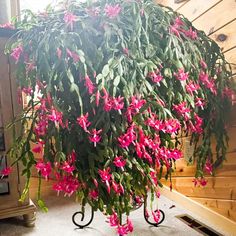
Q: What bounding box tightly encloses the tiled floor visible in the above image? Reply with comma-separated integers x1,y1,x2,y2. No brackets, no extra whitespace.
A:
0,195,225,236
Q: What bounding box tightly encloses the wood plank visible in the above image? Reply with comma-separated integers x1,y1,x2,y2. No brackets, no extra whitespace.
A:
210,20,236,52
193,0,236,35
178,0,221,22
155,0,189,11
160,186,236,235
224,47,236,75
163,176,236,200
191,197,236,222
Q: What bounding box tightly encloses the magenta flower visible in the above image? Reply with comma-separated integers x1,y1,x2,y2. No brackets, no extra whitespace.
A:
77,113,91,131
66,48,80,63
61,161,75,174
99,168,111,193
35,161,52,180
184,27,197,40
32,142,43,154
195,97,205,109
200,59,207,69
169,149,182,160
104,4,121,19
107,212,119,227
173,102,191,120
152,210,161,223
22,86,33,96
89,189,99,200
1,167,12,178
11,45,23,63
148,71,163,85
84,75,95,95
174,68,189,81
113,156,126,168
186,81,200,95
89,129,102,146
126,218,133,232
163,119,181,134
112,96,124,111
57,48,62,59
99,168,111,182
118,125,136,148
64,12,77,29
199,178,207,186
204,160,213,174
116,225,128,236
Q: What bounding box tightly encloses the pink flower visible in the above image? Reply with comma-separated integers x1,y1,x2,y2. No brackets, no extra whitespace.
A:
184,27,197,40
64,12,77,29
173,102,191,120
11,45,23,63
99,168,111,193
123,48,129,56
111,181,124,195
148,71,163,85
1,167,12,178
116,225,128,236
204,161,213,174
89,189,99,200
163,119,181,133
99,168,111,182
118,125,136,148
48,108,63,127
89,129,102,146
200,178,207,186
32,142,43,153
113,156,126,168
152,210,161,223
112,96,124,111
174,68,189,81
0,22,14,29
186,82,200,95
195,97,205,109
57,48,62,59
108,212,119,227
66,48,80,63
192,178,198,187
84,75,95,95
61,161,75,173
35,161,52,180
77,113,91,131
200,59,207,69
104,4,121,19
170,149,182,160
22,86,33,96
53,176,80,196
126,218,133,232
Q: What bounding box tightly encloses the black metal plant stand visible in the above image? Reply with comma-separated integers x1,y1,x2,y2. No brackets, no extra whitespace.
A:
72,197,165,229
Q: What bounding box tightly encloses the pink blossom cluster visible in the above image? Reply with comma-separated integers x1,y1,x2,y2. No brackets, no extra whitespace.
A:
199,71,217,95
148,70,163,85
107,212,133,236
170,17,197,40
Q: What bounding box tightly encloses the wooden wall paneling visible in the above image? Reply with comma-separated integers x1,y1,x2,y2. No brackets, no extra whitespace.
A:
177,0,221,22
155,0,189,11
191,197,236,222
192,0,236,35
210,20,236,52
164,176,236,199
224,47,236,75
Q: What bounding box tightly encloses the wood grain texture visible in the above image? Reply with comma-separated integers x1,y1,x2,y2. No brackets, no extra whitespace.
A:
193,0,236,35
155,0,189,11
191,197,236,222
177,0,221,22
210,20,236,52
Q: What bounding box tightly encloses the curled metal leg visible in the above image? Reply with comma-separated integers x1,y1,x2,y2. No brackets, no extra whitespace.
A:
72,207,94,229
143,198,165,227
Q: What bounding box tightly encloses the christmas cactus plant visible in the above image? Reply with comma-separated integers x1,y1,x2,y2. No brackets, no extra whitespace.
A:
2,0,235,234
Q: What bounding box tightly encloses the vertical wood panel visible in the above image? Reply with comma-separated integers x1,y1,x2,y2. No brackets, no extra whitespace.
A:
224,47,236,75
155,0,189,11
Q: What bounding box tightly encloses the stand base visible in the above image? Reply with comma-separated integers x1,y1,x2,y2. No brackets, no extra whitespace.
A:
0,199,36,227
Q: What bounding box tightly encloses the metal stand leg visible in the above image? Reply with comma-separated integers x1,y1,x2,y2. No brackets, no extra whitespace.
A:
72,207,94,229
143,197,165,227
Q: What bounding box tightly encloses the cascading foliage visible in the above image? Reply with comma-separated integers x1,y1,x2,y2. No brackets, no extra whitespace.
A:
3,0,234,234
